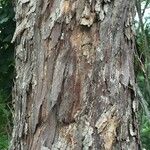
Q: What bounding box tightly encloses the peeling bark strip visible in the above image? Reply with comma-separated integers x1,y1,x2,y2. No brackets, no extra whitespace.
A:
10,0,141,150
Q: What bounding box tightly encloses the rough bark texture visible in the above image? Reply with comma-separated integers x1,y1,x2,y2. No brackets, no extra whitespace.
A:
10,0,141,150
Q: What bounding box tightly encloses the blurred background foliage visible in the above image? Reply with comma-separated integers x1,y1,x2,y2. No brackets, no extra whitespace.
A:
0,0,15,149
135,0,150,149
0,0,150,149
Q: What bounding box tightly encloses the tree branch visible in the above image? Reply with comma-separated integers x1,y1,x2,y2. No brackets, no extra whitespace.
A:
142,0,150,17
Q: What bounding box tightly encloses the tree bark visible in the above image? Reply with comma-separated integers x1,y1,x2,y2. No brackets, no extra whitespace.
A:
10,0,141,150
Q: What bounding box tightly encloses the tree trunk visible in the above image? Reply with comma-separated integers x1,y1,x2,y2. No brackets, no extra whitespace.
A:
10,0,141,149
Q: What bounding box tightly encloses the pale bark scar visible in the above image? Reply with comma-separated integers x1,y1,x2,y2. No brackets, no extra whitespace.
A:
95,105,119,150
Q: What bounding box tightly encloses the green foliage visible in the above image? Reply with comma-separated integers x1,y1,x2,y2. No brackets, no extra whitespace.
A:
140,115,150,149
0,0,15,149
135,2,150,148
0,134,9,150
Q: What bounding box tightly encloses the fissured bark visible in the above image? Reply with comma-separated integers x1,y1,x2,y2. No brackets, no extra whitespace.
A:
10,0,141,150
